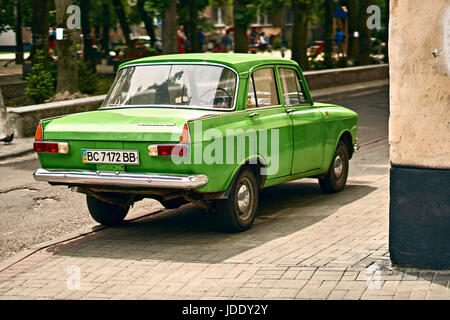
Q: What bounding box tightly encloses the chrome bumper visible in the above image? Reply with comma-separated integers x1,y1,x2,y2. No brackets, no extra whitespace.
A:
33,168,208,189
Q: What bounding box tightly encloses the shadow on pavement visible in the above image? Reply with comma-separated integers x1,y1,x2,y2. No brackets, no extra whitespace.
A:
55,180,376,263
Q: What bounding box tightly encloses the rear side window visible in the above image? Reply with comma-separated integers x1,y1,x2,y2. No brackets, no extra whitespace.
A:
279,68,308,105
247,68,279,108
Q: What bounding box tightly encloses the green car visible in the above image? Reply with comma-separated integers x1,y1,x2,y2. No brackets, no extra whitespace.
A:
33,53,358,232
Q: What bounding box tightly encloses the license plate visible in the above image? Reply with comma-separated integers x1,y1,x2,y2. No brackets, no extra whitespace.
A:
81,149,140,165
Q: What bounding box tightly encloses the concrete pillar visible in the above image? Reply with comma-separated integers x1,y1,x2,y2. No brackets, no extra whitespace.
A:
389,0,450,269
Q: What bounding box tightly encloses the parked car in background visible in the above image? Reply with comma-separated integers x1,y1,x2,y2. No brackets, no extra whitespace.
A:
33,53,359,232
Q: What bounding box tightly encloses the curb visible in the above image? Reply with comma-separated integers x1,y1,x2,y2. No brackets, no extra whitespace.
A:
311,81,389,101
0,147,34,161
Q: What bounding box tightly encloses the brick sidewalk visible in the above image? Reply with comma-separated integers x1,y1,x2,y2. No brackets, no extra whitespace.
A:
0,143,448,300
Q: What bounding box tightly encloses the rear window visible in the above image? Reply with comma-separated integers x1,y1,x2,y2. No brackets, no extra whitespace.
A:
102,64,237,109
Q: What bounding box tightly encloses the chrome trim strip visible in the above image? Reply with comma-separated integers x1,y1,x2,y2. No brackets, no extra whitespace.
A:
33,168,208,189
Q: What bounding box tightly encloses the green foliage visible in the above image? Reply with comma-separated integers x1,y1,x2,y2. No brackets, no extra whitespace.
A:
94,77,115,95
25,50,55,103
272,36,282,50
234,0,258,26
0,0,34,34
78,61,98,94
0,0,14,33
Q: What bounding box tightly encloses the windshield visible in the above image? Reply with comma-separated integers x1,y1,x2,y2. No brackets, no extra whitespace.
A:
102,64,237,109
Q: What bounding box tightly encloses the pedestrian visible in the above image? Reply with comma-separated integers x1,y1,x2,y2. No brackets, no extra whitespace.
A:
48,27,56,55
177,25,187,53
198,28,205,52
249,27,259,53
220,30,232,53
334,29,345,55
258,32,267,52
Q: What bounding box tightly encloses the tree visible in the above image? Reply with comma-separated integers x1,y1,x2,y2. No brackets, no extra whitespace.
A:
358,0,371,65
13,0,23,64
0,1,14,34
384,0,389,63
31,0,51,60
233,0,258,53
162,0,178,54
56,0,79,94
80,0,96,72
111,0,133,48
177,0,208,53
347,0,359,62
101,0,112,54
291,0,311,70
323,0,333,68
137,0,156,46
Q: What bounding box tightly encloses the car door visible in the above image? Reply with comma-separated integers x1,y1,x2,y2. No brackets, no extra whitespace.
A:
244,66,293,179
277,66,325,175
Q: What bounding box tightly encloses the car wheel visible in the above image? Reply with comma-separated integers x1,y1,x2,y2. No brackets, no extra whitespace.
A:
319,141,349,193
160,198,188,210
86,195,130,226
216,167,259,232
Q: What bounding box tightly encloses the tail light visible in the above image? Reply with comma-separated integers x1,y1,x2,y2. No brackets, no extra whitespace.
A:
180,122,190,143
34,141,69,154
148,144,189,157
35,122,43,141
148,122,191,157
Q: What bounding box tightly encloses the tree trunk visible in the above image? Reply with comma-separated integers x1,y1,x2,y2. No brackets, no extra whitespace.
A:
111,0,133,48
31,0,51,60
0,87,8,136
80,0,96,72
137,0,156,47
358,0,371,65
291,1,311,71
56,0,79,94
323,0,333,68
14,0,24,64
162,0,178,54
188,0,199,53
234,0,249,53
347,0,359,62
384,0,389,63
101,0,111,54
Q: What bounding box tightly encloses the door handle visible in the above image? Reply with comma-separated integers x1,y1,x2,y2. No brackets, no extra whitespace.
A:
249,112,259,118
286,108,295,113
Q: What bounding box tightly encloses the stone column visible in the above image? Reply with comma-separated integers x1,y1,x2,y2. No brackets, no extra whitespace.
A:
389,0,450,269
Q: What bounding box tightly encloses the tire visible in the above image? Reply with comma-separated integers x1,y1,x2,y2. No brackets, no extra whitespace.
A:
216,168,259,232
319,141,349,193
86,195,130,226
160,198,188,209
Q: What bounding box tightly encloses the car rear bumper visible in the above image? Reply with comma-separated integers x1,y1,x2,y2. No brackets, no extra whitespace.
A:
33,168,209,189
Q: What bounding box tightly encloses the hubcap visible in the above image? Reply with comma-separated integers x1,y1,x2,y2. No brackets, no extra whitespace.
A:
237,183,251,213
334,154,343,178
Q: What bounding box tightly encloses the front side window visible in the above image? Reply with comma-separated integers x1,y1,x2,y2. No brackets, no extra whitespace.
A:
279,68,308,106
248,68,279,108
102,64,236,109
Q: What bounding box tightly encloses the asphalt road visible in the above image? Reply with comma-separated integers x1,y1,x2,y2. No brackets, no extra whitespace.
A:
0,90,389,261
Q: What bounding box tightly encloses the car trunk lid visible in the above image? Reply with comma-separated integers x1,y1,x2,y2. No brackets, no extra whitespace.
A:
43,107,222,142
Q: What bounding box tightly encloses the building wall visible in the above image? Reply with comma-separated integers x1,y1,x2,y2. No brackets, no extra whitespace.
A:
389,0,450,169
389,0,450,269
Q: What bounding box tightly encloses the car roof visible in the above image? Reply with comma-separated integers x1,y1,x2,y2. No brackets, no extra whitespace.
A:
119,53,300,74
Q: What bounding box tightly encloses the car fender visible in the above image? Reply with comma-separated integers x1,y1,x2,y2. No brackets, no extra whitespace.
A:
222,154,268,198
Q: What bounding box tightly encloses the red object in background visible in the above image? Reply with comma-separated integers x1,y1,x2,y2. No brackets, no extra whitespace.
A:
178,35,185,53
313,41,325,55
